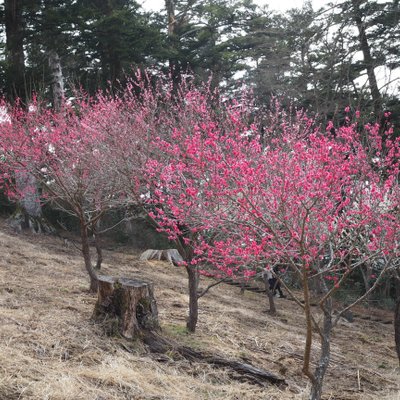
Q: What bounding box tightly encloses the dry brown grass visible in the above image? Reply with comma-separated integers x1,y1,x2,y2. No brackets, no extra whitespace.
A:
0,218,399,399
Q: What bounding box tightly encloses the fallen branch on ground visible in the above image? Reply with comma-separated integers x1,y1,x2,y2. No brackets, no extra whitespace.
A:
143,332,286,387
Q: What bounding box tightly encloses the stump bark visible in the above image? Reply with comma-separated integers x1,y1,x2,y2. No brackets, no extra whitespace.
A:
92,277,285,388
92,275,159,339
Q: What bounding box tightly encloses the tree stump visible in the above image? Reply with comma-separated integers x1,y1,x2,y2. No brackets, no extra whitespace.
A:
92,278,285,388
139,249,184,266
92,275,159,339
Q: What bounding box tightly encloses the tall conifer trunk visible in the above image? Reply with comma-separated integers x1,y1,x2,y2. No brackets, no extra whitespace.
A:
165,0,181,90
5,0,25,103
351,0,382,117
48,50,64,111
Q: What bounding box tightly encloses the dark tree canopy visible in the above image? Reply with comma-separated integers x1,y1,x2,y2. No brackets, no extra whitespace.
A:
0,0,398,126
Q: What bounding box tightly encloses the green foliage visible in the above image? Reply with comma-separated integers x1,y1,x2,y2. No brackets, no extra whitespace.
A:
0,0,164,99
0,0,398,126
73,0,164,90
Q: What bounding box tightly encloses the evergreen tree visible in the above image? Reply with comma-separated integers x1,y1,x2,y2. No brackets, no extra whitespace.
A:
73,0,164,91
0,0,164,97
3,0,26,103
162,0,273,89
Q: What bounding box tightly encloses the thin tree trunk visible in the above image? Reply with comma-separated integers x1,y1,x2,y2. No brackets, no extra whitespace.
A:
186,264,199,332
80,222,98,293
360,264,372,307
382,277,390,299
263,271,277,315
309,299,333,400
94,234,103,271
93,220,103,271
302,263,315,382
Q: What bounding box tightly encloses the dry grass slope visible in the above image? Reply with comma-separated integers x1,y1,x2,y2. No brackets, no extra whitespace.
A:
0,218,399,399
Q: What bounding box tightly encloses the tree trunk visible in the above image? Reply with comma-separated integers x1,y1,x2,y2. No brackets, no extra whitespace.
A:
165,0,175,37
262,271,277,315
92,275,159,339
395,273,400,300
395,296,400,366
15,171,41,220
186,264,199,332
93,234,103,271
165,0,181,91
48,50,64,111
4,0,25,103
80,222,98,293
351,0,382,117
5,0,50,233
92,220,103,271
309,299,333,400
13,169,46,233
382,277,391,299
360,264,372,307
302,262,314,382
94,233,103,271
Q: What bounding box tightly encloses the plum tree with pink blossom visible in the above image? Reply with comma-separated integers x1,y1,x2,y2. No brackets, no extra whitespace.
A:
145,99,400,399
0,94,146,292
2,74,399,399
139,78,258,332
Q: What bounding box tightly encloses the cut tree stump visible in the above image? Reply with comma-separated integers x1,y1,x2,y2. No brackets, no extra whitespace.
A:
139,249,184,266
92,275,159,339
92,276,286,388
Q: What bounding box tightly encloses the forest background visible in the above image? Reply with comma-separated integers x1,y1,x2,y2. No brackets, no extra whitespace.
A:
0,0,398,120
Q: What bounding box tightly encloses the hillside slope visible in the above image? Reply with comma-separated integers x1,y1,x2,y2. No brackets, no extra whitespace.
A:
0,219,399,399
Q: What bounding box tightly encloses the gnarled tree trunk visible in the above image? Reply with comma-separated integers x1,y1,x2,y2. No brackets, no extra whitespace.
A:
12,170,48,233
